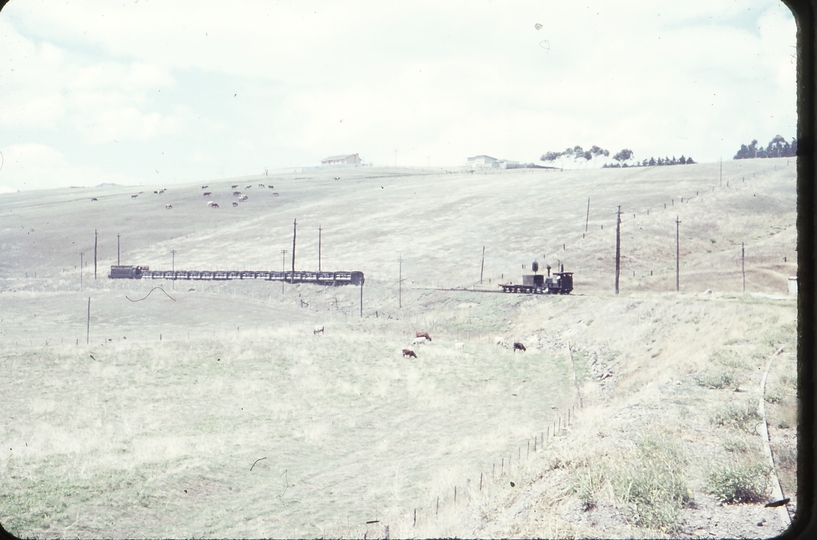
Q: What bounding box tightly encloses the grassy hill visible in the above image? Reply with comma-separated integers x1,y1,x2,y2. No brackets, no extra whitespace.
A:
0,159,798,538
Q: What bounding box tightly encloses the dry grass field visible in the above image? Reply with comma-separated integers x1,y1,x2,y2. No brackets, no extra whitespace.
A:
0,158,798,538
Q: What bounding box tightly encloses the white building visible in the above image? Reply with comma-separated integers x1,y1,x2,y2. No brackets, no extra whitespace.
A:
321,153,362,166
466,155,499,168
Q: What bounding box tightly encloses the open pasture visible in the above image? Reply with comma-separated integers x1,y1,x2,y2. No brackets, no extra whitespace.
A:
0,158,798,537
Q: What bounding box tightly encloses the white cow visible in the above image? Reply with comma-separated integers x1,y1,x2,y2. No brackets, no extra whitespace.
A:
314,325,325,335
412,337,428,346
454,342,465,351
165,204,173,209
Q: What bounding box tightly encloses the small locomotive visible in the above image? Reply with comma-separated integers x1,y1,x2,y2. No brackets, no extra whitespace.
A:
499,261,573,295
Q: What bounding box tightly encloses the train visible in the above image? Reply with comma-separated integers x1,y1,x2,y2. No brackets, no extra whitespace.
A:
498,261,573,294
108,265,365,286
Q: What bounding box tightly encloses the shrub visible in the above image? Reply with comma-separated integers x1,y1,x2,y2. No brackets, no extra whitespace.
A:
722,437,751,454
695,370,735,389
571,461,606,511
764,385,786,404
711,401,761,433
611,436,690,532
708,463,770,504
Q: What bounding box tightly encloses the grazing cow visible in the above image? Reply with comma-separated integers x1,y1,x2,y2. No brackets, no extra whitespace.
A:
245,185,252,189
454,342,465,351
272,192,279,196
268,185,274,189
495,337,507,347
258,183,265,188
201,185,208,189
402,349,417,358
233,191,241,196
314,325,324,335
239,195,249,201
203,192,212,197
165,204,173,209
513,342,526,352
333,176,341,181
415,331,432,342
412,337,428,346
131,194,138,198
90,197,98,201
154,190,159,194
232,202,238,207
207,201,219,208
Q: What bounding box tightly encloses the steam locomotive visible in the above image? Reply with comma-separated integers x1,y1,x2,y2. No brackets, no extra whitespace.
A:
498,261,573,294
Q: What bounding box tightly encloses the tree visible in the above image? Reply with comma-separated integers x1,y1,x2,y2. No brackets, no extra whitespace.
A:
679,155,686,165
648,157,656,166
613,149,634,165
686,156,695,164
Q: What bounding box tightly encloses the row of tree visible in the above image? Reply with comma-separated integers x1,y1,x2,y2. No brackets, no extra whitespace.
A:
733,135,797,159
603,155,695,168
540,145,695,168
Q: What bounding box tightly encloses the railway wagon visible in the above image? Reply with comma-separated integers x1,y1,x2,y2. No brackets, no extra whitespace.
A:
108,265,364,286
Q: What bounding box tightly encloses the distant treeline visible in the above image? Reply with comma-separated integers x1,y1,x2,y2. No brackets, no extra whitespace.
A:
733,135,797,159
540,145,695,168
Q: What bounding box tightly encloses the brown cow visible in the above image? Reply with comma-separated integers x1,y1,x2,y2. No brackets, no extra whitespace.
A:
203,192,212,197
513,342,526,352
416,331,432,342
402,349,417,358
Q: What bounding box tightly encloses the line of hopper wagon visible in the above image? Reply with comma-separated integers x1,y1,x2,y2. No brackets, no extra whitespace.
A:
109,265,364,286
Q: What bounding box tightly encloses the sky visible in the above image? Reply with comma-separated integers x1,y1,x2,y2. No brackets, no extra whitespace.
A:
0,0,798,192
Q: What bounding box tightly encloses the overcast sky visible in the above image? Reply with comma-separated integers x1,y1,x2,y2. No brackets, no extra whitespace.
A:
0,0,797,192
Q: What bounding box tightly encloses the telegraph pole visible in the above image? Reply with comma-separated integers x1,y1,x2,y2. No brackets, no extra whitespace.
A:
480,246,485,284
585,197,591,234
615,206,621,294
281,249,287,293
291,219,297,283
676,216,682,291
318,226,322,272
742,242,746,292
86,297,91,345
117,233,120,265
94,229,98,281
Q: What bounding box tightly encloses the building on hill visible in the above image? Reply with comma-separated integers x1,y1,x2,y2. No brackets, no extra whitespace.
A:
467,155,499,168
321,153,362,166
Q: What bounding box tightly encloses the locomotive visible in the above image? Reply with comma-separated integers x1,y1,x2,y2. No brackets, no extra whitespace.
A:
498,261,573,294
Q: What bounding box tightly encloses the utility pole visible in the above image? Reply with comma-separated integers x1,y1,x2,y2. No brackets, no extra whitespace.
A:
94,229,98,281
117,233,120,265
86,297,91,345
291,218,297,283
318,226,322,273
742,242,746,292
585,197,591,233
281,249,287,294
676,216,681,291
615,206,621,294
480,246,485,284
